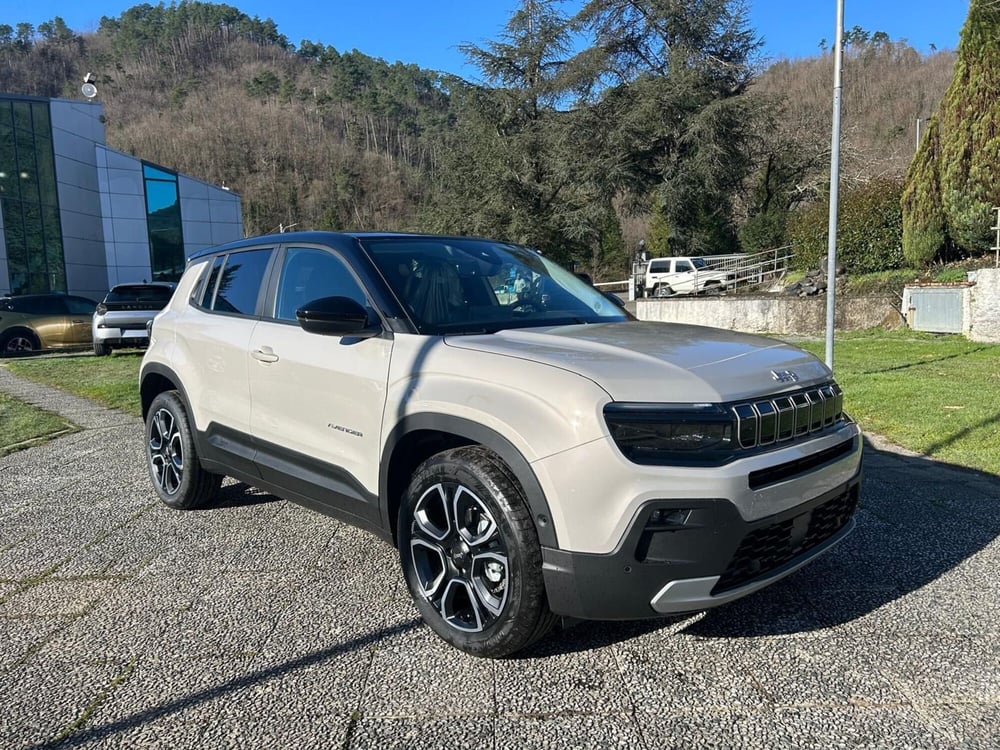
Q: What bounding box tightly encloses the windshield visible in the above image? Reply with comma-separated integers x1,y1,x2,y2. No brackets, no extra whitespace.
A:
361,237,628,334
691,257,708,269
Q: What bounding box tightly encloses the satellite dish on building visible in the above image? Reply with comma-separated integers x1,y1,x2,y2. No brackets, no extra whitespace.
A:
81,72,98,100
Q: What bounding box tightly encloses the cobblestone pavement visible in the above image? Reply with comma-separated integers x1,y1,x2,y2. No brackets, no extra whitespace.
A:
1,366,998,749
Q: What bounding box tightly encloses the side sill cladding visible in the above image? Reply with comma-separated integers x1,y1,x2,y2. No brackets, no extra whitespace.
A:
380,414,559,549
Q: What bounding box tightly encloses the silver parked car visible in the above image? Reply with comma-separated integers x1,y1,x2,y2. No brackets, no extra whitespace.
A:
92,283,175,356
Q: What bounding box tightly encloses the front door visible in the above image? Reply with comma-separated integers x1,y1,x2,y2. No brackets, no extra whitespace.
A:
248,245,392,524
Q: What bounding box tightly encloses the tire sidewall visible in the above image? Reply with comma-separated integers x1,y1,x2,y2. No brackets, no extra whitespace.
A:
398,449,544,657
145,391,202,509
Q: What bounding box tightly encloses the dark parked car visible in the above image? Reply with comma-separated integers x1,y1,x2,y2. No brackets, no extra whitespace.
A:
92,283,175,356
0,294,97,355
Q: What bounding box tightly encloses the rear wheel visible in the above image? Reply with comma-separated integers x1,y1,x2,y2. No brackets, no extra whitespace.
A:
398,446,555,658
654,284,673,298
145,391,221,510
0,329,39,355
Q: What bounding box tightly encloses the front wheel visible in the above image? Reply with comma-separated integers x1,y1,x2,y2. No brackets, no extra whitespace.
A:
145,391,221,510
398,446,555,657
93,340,111,356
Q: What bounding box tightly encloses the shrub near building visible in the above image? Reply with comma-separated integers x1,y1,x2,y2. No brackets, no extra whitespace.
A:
787,178,905,274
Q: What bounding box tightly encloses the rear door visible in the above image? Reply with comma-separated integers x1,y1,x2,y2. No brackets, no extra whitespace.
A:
178,247,275,474
248,244,392,523
64,296,96,344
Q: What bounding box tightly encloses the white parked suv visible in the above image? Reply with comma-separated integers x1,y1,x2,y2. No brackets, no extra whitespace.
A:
643,256,731,297
140,232,862,657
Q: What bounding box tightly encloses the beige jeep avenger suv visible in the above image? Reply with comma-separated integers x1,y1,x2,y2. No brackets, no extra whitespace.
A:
140,232,862,657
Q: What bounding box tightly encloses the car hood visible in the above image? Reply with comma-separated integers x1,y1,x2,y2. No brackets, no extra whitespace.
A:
444,322,830,403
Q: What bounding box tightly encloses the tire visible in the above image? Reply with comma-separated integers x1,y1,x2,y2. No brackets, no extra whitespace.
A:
145,390,221,510
654,284,673,298
398,446,556,658
0,329,40,355
93,340,111,356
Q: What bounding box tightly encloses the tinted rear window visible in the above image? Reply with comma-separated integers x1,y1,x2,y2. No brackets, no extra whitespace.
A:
106,286,174,303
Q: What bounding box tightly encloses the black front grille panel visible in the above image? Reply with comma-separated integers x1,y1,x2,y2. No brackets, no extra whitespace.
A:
732,383,845,451
748,437,857,490
712,485,859,594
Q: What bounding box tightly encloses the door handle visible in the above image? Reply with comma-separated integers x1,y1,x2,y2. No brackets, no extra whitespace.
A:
251,348,279,363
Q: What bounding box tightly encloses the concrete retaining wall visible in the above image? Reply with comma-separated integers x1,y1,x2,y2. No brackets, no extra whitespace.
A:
969,268,1000,343
635,295,901,335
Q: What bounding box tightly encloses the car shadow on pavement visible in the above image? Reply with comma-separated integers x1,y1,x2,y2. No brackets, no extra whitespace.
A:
196,481,283,509
528,436,1000,652
39,618,422,749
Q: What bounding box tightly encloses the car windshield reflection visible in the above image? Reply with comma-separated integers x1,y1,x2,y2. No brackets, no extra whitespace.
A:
360,237,627,335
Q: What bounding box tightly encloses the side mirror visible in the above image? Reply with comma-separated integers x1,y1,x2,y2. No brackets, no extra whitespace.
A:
296,296,381,338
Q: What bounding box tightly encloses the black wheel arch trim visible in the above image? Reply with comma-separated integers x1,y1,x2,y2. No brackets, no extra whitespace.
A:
381,414,559,549
140,362,192,420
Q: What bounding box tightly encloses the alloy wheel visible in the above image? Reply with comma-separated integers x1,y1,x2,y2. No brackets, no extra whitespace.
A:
148,407,184,495
409,482,509,632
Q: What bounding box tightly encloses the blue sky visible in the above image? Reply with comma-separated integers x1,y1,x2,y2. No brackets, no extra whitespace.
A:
13,0,971,80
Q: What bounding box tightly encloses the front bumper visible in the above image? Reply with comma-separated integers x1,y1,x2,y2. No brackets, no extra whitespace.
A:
541,472,861,621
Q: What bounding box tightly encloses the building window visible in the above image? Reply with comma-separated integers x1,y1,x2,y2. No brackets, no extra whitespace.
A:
142,163,185,282
0,98,65,294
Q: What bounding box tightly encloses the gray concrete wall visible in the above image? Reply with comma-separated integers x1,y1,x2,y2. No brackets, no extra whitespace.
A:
969,268,1000,343
50,99,109,300
636,295,901,335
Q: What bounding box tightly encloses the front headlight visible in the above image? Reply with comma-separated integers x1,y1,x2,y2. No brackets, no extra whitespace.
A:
604,403,735,466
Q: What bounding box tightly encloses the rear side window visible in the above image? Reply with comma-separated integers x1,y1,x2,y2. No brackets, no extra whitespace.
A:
65,297,97,315
211,248,272,316
648,260,670,273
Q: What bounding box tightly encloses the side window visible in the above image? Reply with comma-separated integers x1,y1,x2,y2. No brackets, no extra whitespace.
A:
274,247,369,322
213,248,272,316
65,297,97,315
675,261,693,273
648,260,669,273
18,296,67,315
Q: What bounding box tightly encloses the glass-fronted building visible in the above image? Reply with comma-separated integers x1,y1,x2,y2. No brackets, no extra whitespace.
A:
0,94,242,300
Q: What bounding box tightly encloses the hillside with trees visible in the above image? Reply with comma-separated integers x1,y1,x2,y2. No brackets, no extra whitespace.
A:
0,1,969,279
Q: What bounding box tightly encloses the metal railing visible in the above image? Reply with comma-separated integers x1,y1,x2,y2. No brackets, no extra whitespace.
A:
596,246,794,297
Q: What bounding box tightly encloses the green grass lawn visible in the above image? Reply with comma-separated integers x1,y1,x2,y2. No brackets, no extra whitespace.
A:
798,331,1000,474
0,391,77,457
4,352,143,417
2,334,999,474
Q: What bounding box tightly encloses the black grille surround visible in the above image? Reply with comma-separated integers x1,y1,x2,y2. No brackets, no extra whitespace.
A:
731,382,845,450
712,483,859,595
604,381,849,467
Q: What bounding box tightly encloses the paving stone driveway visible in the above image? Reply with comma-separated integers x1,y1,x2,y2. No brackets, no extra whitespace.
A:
1,366,998,749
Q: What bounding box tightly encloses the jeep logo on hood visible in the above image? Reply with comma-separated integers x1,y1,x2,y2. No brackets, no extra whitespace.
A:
771,369,800,383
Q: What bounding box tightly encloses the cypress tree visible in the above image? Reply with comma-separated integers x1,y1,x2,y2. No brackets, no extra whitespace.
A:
902,0,1000,264
901,117,947,267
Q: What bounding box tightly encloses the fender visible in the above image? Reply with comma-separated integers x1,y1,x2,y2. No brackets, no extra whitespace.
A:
380,413,559,549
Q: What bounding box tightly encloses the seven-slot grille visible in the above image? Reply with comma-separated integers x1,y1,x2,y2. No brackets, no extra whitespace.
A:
731,383,844,450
